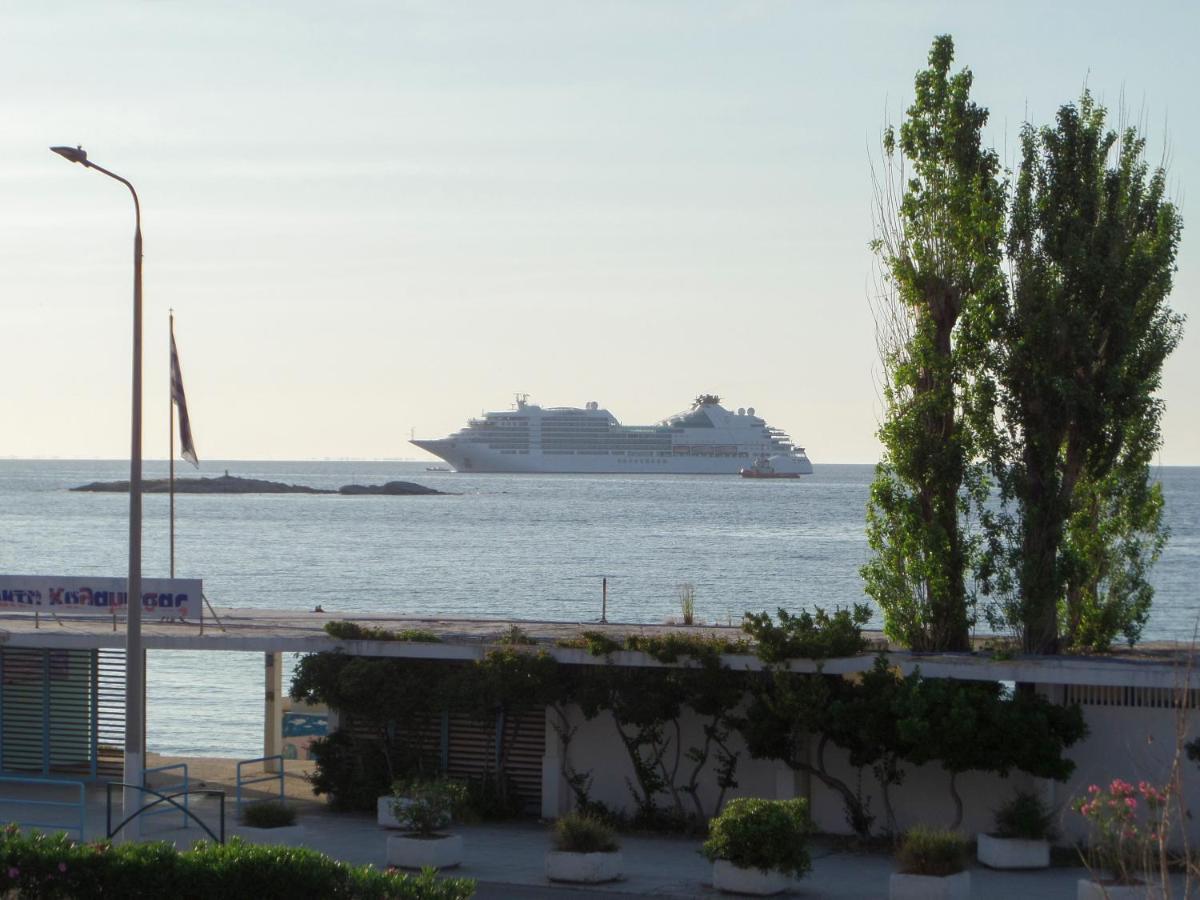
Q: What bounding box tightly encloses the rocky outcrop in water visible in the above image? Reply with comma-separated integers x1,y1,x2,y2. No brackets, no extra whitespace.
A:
71,473,443,496
338,481,441,495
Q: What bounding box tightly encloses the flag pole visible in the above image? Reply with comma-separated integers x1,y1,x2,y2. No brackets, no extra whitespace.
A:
169,310,175,579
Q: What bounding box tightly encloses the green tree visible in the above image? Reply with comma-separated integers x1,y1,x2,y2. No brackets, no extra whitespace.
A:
993,92,1183,653
863,34,1007,651
897,678,1086,829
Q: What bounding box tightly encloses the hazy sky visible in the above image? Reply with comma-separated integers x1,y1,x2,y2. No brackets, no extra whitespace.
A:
3,1,1197,463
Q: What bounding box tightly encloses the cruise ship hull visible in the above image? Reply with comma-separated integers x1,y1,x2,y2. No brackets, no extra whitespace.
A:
412,440,814,475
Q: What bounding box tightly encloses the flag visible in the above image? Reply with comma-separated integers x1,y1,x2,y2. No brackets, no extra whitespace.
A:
170,325,199,468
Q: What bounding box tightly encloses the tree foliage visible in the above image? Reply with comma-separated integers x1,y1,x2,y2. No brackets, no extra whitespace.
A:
863,34,1007,651
737,657,1086,838
989,91,1183,653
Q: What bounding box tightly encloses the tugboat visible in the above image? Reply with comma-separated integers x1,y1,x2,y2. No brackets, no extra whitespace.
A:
739,454,807,479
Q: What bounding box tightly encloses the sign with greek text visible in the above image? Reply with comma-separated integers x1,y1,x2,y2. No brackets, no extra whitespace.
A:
0,575,203,620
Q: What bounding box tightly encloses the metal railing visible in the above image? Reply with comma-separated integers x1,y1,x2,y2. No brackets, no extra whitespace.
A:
235,755,284,815
141,762,189,830
0,776,86,839
104,783,225,844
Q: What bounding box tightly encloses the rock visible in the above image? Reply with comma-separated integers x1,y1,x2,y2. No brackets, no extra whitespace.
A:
337,481,442,496
72,474,331,494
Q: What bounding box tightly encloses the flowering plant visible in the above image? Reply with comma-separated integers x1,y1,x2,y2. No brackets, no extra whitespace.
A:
1073,779,1167,884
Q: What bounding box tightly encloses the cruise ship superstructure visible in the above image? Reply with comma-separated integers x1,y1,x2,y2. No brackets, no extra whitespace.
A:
412,395,813,475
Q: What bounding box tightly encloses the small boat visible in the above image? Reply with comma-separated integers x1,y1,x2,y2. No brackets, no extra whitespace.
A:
739,455,806,479
424,466,452,473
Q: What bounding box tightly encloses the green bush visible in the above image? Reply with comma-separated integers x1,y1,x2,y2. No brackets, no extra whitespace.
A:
496,625,537,646
461,773,523,822
993,790,1056,841
896,826,967,876
742,605,871,662
323,621,442,643
552,813,619,854
241,800,298,828
306,730,395,811
0,827,474,899
391,779,468,836
701,797,812,877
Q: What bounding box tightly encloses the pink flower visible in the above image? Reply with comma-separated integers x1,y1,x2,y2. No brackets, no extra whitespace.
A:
1089,784,1101,794
1125,797,1137,810
57,863,67,873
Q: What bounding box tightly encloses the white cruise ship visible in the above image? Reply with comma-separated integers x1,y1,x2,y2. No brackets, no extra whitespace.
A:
412,394,813,475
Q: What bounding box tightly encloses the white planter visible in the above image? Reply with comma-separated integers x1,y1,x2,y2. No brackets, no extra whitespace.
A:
1077,879,1164,900
378,796,410,829
712,859,794,896
890,870,970,900
240,824,306,845
386,833,463,870
545,850,624,884
977,833,1049,869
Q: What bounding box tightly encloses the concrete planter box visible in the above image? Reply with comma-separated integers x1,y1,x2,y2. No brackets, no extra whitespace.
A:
711,859,794,896
377,796,410,829
977,833,1049,869
240,824,306,845
545,850,624,884
386,833,463,870
1077,880,1164,900
890,870,970,900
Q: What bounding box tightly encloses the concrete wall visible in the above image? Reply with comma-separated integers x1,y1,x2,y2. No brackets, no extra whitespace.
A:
542,689,1200,846
545,702,781,822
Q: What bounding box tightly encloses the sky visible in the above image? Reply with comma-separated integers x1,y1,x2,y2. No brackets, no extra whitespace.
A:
2,1,1197,464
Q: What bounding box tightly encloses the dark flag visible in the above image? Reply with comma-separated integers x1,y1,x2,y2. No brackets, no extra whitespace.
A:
170,326,199,468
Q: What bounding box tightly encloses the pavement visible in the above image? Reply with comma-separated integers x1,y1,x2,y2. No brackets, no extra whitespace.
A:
2,781,1189,898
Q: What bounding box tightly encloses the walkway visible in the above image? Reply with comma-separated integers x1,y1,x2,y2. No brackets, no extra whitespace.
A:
1,784,1181,899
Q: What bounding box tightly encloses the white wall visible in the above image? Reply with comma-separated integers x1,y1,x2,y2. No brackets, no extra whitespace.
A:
543,691,1200,847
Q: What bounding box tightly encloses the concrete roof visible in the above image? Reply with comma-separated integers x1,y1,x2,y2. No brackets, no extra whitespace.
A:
2,607,1196,689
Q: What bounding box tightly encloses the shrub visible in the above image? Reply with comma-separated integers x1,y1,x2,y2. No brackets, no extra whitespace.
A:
1073,779,1168,884
678,582,696,625
701,797,812,877
323,621,442,643
461,773,523,822
391,779,468,836
993,790,1056,841
742,605,871,662
895,826,967,876
496,625,536,646
0,828,474,899
553,813,619,854
241,800,298,829
306,730,394,811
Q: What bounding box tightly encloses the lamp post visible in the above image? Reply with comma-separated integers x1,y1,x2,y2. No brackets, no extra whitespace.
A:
51,146,145,831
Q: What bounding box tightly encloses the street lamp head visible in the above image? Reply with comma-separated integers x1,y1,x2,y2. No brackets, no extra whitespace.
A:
50,145,89,166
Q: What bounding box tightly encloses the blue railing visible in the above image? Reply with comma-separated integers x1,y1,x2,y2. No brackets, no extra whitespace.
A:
141,763,189,830
0,776,86,839
235,755,284,815
105,783,225,844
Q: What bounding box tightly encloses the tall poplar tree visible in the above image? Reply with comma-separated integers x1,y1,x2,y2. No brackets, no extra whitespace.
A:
862,35,1006,651
995,93,1183,653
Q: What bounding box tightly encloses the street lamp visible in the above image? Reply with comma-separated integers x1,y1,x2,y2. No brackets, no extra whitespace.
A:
51,145,145,830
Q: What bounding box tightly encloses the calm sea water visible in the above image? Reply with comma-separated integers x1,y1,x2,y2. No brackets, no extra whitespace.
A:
1,460,1196,756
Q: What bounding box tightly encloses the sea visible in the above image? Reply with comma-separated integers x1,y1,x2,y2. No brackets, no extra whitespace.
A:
1,460,1197,758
